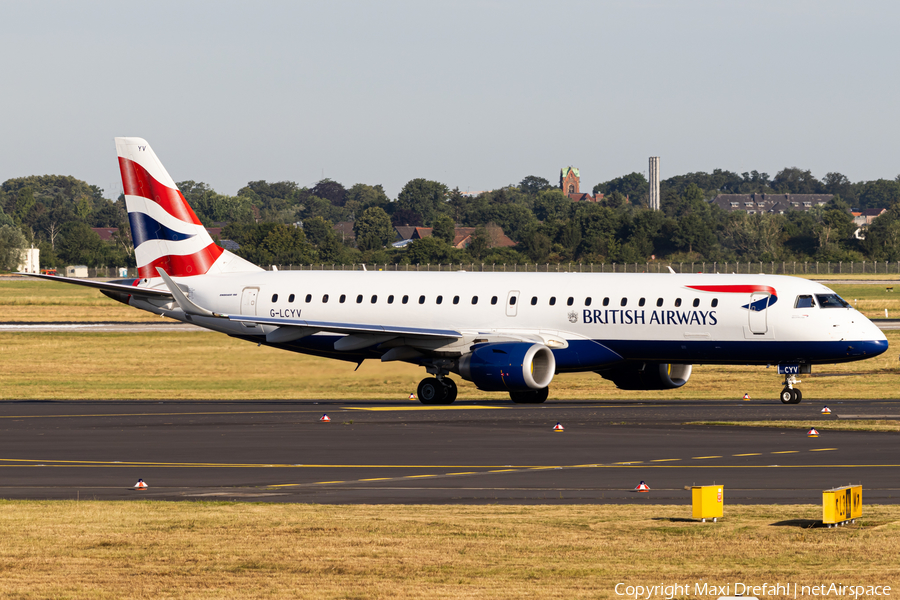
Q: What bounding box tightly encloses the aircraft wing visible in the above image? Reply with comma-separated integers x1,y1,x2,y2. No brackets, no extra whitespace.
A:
19,273,173,299
228,313,461,339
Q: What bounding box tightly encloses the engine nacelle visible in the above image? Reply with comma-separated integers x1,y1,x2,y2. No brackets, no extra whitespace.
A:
457,342,556,392
599,362,692,390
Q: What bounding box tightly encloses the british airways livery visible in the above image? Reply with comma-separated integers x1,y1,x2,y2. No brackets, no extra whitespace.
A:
25,138,889,405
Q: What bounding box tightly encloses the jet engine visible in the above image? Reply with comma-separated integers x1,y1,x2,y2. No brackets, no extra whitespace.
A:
598,362,692,390
456,342,556,392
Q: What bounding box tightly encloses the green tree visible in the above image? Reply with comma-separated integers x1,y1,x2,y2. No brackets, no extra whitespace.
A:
519,176,551,195
396,179,449,225
303,216,345,263
57,222,105,267
0,225,27,271
432,214,455,244
533,189,570,222
406,236,470,265
771,167,823,194
593,172,649,205
345,183,389,218
354,207,394,251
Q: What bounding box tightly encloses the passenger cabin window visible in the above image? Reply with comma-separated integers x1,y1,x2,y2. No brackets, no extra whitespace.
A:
656,298,663,307
585,297,592,307
620,298,627,307
491,296,498,305
692,298,699,307
711,299,718,307
305,294,312,303
509,296,517,306
602,297,610,306
674,298,682,307
402,295,409,304
272,294,278,302
371,295,377,303
549,297,556,306
638,298,645,307
339,294,346,303
815,294,850,308
453,296,459,305
288,294,295,303
531,296,537,305
567,297,574,306
472,296,478,305
387,295,394,304
436,295,443,304
356,295,363,304
322,294,329,303
418,295,426,304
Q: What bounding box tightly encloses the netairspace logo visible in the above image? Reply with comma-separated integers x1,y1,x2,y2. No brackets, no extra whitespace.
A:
614,582,892,600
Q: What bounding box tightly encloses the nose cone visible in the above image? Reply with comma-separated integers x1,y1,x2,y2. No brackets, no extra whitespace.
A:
848,313,889,357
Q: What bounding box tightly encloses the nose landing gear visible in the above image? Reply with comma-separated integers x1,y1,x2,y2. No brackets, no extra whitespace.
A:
780,374,803,404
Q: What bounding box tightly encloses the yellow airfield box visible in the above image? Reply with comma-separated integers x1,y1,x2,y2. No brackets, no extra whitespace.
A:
691,485,723,522
823,484,862,527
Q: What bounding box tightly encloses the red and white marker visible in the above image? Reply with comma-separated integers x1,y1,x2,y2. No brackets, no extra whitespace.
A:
807,428,819,437
408,393,416,400
821,406,832,414
635,481,650,492
552,422,564,432
743,393,750,400
134,479,148,490
320,414,331,422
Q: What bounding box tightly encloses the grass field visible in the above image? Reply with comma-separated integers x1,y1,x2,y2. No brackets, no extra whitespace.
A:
1,328,898,400
0,502,897,598
2,278,899,400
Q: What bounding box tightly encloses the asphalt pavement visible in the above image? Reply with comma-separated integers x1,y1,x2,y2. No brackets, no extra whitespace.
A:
0,398,897,504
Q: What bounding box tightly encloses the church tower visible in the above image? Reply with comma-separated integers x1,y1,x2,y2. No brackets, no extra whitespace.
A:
560,167,580,195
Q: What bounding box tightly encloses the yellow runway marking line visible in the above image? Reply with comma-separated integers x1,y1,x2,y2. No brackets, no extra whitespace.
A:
771,451,800,454
360,478,391,481
692,456,722,459
447,472,478,475
342,405,506,411
0,410,325,420
650,459,681,462
810,448,838,452
613,461,642,464
733,453,761,456
405,474,437,479
489,469,518,473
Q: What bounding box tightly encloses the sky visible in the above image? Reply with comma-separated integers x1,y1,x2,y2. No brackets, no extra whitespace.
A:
1,0,899,200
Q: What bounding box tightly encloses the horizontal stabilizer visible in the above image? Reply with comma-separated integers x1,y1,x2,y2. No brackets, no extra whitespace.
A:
19,273,172,299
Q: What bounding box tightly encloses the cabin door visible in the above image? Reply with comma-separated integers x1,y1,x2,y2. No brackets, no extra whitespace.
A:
748,292,769,334
241,287,259,316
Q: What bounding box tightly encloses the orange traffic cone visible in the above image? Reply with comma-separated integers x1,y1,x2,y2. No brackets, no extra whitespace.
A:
552,422,564,432
320,414,331,422
743,393,750,400
821,406,832,414
408,393,416,400
807,428,819,437
635,481,650,492
134,479,148,490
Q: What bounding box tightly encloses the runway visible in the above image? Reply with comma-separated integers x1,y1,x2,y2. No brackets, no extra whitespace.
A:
0,399,897,504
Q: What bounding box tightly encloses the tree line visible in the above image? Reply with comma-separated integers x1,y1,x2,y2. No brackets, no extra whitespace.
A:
2,166,900,272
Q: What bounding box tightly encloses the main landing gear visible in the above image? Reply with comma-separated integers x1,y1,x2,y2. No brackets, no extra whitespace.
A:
417,377,457,405
780,374,803,404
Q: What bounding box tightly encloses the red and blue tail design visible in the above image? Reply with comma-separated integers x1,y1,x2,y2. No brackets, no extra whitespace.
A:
116,137,260,278
686,284,778,310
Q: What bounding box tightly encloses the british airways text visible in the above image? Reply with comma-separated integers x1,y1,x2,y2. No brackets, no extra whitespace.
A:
583,309,717,326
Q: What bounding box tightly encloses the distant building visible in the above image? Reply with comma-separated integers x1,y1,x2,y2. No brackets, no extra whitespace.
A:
853,208,887,226
394,226,432,242
333,221,356,243
92,227,119,241
560,167,604,202
451,225,516,249
710,193,834,215
17,247,39,273
66,265,88,278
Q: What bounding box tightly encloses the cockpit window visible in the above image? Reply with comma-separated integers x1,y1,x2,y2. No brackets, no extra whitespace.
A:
815,294,851,308
795,295,816,309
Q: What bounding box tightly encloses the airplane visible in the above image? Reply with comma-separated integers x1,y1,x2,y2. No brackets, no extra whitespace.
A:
22,138,889,405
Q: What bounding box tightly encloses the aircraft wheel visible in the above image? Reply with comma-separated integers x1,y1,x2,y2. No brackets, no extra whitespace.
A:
791,389,803,404
779,388,794,404
418,378,443,405
438,378,458,404
509,387,549,404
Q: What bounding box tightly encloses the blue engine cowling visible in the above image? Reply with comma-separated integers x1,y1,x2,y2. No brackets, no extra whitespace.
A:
456,342,556,392
597,362,692,390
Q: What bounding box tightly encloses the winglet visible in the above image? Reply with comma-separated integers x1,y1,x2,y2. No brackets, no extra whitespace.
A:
156,267,227,318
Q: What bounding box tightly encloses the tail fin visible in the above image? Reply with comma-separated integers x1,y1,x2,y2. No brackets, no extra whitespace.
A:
115,137,261,278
